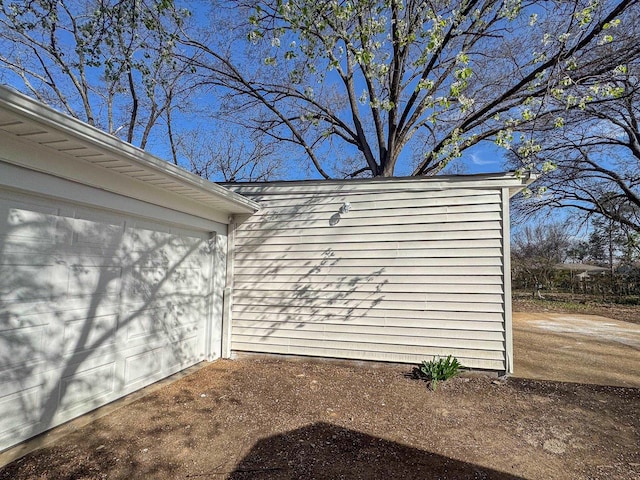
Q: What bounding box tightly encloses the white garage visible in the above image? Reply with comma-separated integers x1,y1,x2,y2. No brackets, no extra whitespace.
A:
228,174,529,373
1,85,531,457
0,87,259,451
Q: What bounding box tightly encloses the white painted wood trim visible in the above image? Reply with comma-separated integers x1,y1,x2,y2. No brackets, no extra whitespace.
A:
204,233,217,361
208,233,228,361
0,161,227,233
0,135,233,225
221,217,237,358
502,187,514,374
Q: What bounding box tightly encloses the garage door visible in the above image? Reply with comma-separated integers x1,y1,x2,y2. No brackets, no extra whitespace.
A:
0,189,215,451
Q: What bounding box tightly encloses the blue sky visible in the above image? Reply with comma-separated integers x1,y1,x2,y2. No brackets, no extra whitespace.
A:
0,1,577,182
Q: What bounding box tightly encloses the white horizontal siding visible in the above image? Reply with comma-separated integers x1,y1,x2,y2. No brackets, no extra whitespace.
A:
232,320,504,338
235,333,504,354
236,247,502,261
234,290,504,305
238,184,506,198
245,201,501,223
245,193,502,214
235,257,502,269
230,341,505,371
236,238,503,253
234,274,504,286
235,220,502,239
234,265,504,278
234,281,504,295
230,180,508,371
234,298,504,314
233,305,505,323
240,211,502,231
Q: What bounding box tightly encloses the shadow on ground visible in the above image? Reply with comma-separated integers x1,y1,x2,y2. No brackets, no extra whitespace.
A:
228,422,523,480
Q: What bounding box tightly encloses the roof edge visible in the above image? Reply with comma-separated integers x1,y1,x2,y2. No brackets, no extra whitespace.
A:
224,171,527,188
224,171,536,197
0,85,260,215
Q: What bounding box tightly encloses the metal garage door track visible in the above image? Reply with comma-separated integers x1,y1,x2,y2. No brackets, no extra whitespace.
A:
513,312,640,388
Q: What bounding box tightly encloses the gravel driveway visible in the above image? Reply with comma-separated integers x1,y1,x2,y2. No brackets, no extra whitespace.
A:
513,312,640,388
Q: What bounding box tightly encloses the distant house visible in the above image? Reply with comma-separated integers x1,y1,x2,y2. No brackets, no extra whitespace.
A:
555,263,609,282
616,262,640,276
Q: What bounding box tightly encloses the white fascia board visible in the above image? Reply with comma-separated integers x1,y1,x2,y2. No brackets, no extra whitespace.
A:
508,172,538,198
0,161,227,234
0,86,260,217
224,171,536,196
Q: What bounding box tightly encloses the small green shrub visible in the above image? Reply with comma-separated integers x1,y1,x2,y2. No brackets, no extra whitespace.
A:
413,355,464,390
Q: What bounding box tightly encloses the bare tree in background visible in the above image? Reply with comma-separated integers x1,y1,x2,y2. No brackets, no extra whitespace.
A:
0,0,195,161
511,222,571,298
175,127,284,181
510,61,640,233
3,1,639,183
183,0,639,178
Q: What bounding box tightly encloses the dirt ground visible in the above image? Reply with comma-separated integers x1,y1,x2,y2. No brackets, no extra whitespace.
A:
1,356,639,480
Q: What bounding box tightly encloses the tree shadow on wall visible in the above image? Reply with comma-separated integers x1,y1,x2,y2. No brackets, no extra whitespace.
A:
0,200,214,448
243,246,388,339
228,422,525,480
232,195,390,340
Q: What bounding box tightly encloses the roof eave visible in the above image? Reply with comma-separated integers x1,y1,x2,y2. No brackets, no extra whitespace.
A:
0,85,260,216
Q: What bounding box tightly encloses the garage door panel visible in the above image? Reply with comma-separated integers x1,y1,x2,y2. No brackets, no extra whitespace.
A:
123,347,163,388
1,263,68,302
126,306,173,342
164,336,200,372
58,361,116,414
126,265,207,295
126,244,205,268
126,223,172,251
62,313,119,355
66,265,123,297
170,267,204,293
21,303,120,325
0,190,217,451
27,357,121,429
169,307,207,329
123,302,206,347
0,323,48,370
2,260,123,305
0,252,54,265
126,226,206,266
128,266,168,295
130,247,202,270
0,384,42,442
0,197,61,248
167,322,203,343
5,306,122,365
72,219,124,248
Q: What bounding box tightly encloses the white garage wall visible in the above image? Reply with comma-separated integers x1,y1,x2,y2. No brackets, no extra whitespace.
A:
228,177,517,372
0,86,260,453
0,186,219,450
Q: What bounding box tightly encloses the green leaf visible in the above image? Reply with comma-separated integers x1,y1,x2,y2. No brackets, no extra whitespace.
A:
455,67,472,80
